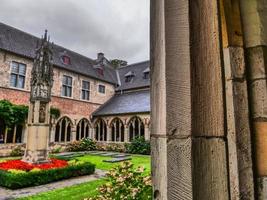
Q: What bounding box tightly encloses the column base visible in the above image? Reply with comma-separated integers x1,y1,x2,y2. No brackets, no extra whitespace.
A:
258,177,267,200
22,149,50,164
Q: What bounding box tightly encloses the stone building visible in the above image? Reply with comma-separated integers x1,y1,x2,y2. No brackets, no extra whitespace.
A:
0,22,150,154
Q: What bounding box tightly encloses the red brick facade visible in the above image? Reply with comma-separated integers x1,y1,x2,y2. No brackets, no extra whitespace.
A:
0,87,100,120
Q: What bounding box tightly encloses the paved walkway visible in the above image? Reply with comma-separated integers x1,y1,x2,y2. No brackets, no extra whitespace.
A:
0,169,105,200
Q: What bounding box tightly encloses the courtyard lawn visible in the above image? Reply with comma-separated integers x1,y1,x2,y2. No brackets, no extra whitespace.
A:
15,154,151,200
76,154,151,173
17,179,105,200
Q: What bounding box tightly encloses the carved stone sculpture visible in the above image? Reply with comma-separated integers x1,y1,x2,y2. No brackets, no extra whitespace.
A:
23,30,54,164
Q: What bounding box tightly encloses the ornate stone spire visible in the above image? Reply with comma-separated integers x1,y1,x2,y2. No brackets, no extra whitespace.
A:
23,30,54,164
30,30,54,102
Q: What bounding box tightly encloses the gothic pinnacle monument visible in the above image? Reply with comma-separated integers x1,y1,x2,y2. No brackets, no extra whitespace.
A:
23,30,54,164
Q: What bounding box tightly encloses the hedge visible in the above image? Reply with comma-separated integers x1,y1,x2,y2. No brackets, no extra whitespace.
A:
0,162,95,189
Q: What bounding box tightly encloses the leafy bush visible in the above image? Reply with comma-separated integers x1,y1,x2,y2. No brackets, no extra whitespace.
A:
125,137,150,155
80,138,97,151
66,141,82,152
0,161,95,189
106,143,125,153
0,100,28,127
50,107,61,119
10,146,24,157
66,138,96,152
87,161,152,200
51,146,62,154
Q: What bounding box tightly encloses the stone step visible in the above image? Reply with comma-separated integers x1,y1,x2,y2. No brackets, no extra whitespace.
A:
103,157,132,163
112,154,130,158
100,152,120,157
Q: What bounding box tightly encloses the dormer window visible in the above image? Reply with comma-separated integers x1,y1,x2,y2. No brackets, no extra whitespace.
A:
97,68,104,76
143,72,150,79
62,55,71,65
124,71,135,83
93,65,104,76
143,67,150,79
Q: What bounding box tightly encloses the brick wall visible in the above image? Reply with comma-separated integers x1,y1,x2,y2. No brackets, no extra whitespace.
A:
0,50,115,120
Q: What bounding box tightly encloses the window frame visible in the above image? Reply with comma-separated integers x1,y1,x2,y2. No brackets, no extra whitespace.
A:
62,55,71,65
81,80,90,101
98,84,106,94
61,75,73,98
10,61,27,89
143,72,150,79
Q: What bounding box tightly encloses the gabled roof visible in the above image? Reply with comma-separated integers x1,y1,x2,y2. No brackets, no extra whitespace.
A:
0,22,118,85
93,90,150,116
117,61,150,91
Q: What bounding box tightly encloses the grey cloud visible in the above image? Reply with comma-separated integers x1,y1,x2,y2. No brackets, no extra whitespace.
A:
0,0,149,63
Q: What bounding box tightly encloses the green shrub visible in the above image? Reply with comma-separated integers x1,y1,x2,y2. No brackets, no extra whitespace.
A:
66,138,96,152
80,138,97,151
0,162,95,189
10,146,24,157
125,137,150,155
106,143,125,152
0,100,28,127
66,141,83,152
50,107,61,119
87,161,152,200
51,146,62,154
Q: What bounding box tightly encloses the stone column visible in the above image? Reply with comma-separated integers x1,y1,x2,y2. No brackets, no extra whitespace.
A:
124,126,129,143
71,126,76,142
151,0,229,199
22,123,28,143
50,124,56,143
220,0,255,198
90,127,94,139
240,1,267,199
144,125,150,141
107,126,112,142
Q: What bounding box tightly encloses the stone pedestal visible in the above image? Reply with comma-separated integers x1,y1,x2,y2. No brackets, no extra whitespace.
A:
23,101,50,164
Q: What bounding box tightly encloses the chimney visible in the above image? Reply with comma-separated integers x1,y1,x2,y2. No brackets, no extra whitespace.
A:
97,52,104,61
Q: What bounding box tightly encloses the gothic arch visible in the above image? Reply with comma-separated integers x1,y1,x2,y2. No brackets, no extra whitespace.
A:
127,116,145,141
94,118,107,142
76,118,91,140
110,117,124,142
55,116,73,143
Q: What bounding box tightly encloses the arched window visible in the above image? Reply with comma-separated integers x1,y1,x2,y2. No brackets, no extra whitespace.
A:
55,117,72,143
76,118,90,140
128,116,145,141
111,118,124,142
95,118,107,142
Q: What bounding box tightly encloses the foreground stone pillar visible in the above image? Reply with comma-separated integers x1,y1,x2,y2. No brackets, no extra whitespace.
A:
220,0,255,199
240,1,267,198
23,31,54,164
151,0,229,199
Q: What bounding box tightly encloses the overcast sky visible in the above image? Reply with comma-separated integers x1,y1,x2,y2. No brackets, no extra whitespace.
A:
0,0,149,64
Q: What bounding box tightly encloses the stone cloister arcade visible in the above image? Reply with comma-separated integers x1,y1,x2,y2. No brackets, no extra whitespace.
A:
50,115,150,143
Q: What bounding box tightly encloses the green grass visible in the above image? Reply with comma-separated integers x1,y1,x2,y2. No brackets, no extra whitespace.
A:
76,154,151,172
15,154,151,200
17,179,105,200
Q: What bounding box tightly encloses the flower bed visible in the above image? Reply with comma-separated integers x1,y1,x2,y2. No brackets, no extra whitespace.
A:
0,159,68,171
0,159,95,189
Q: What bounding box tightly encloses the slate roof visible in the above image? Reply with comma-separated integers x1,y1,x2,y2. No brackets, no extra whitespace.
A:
116,61,150,91
93,90,150,116
0,22,118,85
